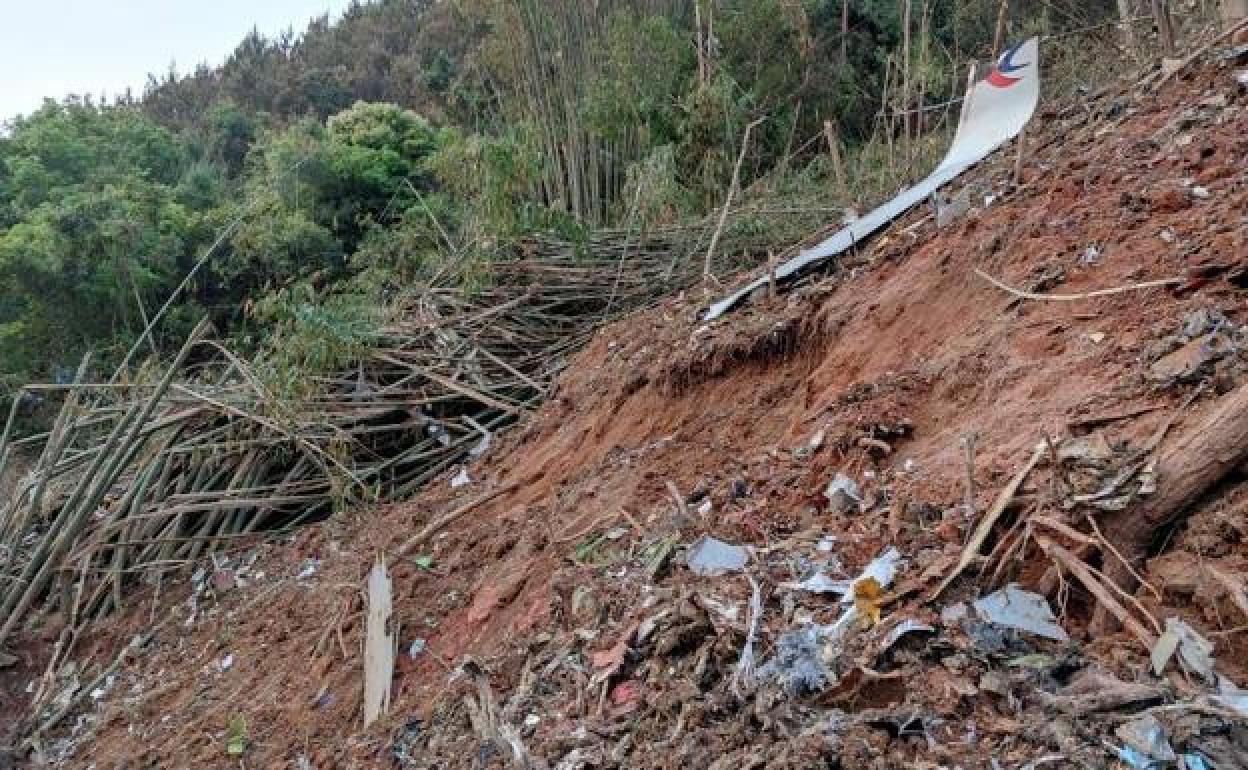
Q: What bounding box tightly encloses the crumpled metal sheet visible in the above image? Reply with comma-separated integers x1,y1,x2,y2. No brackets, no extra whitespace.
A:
705,37,1041,320
972,584,1069,642
685,536,749,577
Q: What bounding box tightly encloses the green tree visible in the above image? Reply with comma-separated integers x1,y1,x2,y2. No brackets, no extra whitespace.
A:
0,102,207,388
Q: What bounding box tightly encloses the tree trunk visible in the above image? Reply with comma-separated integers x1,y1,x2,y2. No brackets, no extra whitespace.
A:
1093,382,1248,631
823,120,847,197
695,1,707,88
1118,0,1139,51
840,0,849,68
992,0,1009,57
900,0,912,141
1152,0,1176,55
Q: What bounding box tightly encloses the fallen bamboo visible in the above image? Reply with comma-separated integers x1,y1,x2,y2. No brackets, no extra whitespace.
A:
0,220,781,653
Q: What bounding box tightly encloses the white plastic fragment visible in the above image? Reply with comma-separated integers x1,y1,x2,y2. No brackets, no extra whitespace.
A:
1115,714,1176,765
1183,754,1213,770
1153,617,1215,681
973,584,1069,642
883,619,936,650
685,536,749,577
768,547,907,693
1151,627,1180,677
220,654,234,672
466,416,492,458
941,602,969,624
782,547,902,599
450,467,472,488
824,473,862,513
850,546,903,602
781,571,849,595
1209,676,1248,718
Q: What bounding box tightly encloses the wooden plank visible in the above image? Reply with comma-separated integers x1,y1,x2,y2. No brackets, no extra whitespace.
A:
363,558,394,727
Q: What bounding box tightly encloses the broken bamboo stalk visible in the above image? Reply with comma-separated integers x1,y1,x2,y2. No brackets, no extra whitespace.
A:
705,117,767,280
930,443,1045,600
975,269,1182,302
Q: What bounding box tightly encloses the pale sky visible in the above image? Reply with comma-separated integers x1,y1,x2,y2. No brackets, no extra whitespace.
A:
0,0,355,124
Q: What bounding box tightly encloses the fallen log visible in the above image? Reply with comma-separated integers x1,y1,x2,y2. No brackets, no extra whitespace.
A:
1094,381,1248,632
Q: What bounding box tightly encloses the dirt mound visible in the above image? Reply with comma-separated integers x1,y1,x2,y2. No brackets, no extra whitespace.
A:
6,54,1248,770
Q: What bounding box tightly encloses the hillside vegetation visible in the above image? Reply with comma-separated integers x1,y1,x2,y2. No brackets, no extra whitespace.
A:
0,0,1130,403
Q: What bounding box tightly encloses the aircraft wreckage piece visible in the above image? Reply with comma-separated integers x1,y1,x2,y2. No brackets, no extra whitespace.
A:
704,37,1040,321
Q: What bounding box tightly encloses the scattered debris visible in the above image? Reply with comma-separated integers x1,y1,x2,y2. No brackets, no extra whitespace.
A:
459,660,547,770
1148,308,1245,384
758,623,834,695
16,37,1248,770
932,444,1044,599
467,418,493,459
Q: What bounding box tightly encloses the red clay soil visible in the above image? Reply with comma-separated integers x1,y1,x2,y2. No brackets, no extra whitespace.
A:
5,55,1248,770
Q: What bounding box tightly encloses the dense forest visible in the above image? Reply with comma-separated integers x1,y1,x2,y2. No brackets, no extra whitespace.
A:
0,0,1135,403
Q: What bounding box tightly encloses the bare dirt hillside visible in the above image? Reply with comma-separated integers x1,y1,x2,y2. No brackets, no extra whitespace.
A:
6,51,1248,770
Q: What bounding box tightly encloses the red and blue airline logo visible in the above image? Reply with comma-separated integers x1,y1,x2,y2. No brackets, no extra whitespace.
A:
987,40,1029,88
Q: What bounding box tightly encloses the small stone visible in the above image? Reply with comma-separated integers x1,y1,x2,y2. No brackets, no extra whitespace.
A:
571,585,598,622
211,569,236,593
824,473,861,515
